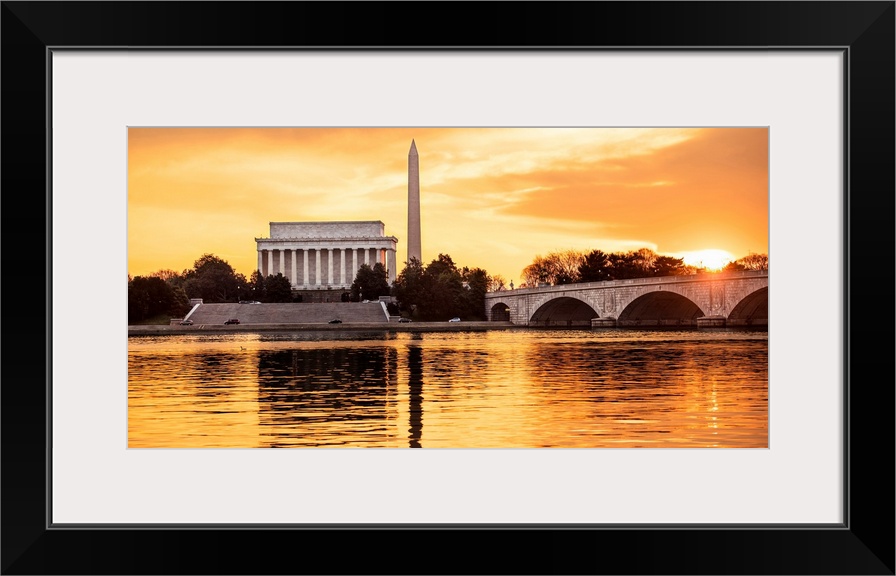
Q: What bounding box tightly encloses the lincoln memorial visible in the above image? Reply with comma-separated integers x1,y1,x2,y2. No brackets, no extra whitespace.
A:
255,221,398,290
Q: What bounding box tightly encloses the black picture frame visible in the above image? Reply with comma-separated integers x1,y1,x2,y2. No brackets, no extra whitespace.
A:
2,2,893,574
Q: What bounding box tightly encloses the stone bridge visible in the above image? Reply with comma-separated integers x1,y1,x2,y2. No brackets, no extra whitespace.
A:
484,270,768,328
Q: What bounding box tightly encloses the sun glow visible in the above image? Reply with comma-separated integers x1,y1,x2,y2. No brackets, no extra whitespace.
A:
680,249,735,271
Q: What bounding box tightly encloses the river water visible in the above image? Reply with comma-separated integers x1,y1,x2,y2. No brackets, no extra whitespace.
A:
128,328,768,448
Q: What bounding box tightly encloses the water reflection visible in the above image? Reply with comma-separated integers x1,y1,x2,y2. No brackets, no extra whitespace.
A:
128,329,768,448
256,348,397,447
408,345,424,449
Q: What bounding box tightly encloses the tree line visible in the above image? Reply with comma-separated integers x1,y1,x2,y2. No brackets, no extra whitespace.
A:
128,248,768,324
519,248,768,287
128,252,498,323
128,254,304,324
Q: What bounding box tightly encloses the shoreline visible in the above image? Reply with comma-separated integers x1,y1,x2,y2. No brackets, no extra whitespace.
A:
128,321,520,336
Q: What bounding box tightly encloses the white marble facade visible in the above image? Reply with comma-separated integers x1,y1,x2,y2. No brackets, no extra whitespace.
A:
255,221,398,289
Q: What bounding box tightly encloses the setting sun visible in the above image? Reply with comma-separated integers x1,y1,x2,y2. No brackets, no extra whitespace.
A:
679,249,735,271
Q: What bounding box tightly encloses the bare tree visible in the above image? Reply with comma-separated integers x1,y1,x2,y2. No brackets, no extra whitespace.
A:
487,274,507,292
521,250,585,286
737,252,769,270
149,269,182,282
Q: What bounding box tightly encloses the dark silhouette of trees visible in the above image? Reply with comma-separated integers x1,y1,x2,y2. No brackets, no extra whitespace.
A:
264,273,293,303
248,270,267,302
723,253,769,272
128,275,190,324
737,252,769,270
182,253,246,303
460,267,489,320
606,251,640,279
419,254,465,320
652,255,688,277
350,262,391,302
524,247,763,285
578,250,611,282
392,257,426,315
392,255,492,321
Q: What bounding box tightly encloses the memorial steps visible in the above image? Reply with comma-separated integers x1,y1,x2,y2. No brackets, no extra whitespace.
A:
185,302,390,325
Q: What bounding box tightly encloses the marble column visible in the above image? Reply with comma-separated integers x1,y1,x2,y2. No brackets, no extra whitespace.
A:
302,249,309,288
267,250,274,278
352,249,358,280
327,249,334,287
257,250,263,274
315,249,322,286
341,249,348,286
364,248,370,267
290,250,297,287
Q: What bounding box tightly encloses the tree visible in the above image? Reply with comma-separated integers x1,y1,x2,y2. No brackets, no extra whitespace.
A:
553,250,585,284
249,270,267,302
652,255,687,277
182,253,242,303
603,251,633,279
392,258,426,315
578,250,611,282
419,255,465,320
351,262,390,302
521,254,555,287
149,269,182,282
486,274,507,292
631,248,658,276
461,267,489,320
737,252,769,270
521,250,584,286
264,273,293,302
392,255,489,321
128,276,189,324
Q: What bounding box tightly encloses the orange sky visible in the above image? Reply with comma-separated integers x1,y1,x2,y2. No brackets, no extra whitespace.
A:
128,127,768,285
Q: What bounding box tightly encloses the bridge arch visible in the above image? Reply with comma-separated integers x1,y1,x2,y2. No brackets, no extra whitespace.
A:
530,296,599,327
489,302,511,322
617,291,705,327
727,287,768,326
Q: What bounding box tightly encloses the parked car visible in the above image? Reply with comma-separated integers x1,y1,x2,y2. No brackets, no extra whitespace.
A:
398,317,412,323
179,319,194,326
449,317,461,322
224,319,240,325
328,319,343,324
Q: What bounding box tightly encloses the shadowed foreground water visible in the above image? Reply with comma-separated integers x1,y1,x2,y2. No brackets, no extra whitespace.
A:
128,328,768,448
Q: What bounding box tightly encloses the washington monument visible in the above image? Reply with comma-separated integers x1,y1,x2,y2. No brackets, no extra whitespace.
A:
407,140,422,264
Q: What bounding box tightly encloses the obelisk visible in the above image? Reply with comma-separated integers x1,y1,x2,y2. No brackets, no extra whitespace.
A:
407,139,422,264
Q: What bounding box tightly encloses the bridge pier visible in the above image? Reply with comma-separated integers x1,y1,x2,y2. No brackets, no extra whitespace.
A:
696,316,726,328
591,317,617,328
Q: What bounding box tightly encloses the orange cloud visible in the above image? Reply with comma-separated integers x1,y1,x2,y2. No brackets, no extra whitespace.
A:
128,127,768,284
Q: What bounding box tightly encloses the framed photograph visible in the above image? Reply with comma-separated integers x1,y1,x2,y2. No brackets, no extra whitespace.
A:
3,2,892,574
